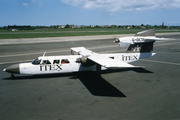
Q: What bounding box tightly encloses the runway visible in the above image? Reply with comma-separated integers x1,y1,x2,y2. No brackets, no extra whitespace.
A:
0,33,180,120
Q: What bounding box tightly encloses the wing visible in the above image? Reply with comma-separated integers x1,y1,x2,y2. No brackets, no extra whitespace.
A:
71,47,144,69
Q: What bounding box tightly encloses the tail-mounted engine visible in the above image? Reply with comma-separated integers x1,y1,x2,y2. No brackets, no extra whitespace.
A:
113,29,166,46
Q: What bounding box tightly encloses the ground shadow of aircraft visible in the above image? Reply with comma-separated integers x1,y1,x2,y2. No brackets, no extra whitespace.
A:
3,68,153,97
76,72,126,97
76,68,152,97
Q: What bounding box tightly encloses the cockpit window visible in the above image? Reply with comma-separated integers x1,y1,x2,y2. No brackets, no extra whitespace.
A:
61,59,70,64
42,60,51,64
32,58,41,65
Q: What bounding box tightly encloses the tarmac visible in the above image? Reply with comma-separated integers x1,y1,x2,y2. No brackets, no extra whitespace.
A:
0,32,180,120
0,32,179,45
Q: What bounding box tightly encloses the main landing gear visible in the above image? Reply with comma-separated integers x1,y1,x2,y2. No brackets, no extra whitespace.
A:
96,64,101,78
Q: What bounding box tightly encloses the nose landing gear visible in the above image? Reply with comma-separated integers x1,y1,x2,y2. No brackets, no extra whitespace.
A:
11,73,15,78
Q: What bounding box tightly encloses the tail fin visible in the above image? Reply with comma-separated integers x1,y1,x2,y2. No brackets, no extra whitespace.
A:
115,29,176,54
114,29,165,53
126,42,154,53
130,29,155,53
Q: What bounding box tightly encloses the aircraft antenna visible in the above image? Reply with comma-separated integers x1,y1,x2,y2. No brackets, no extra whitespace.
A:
43,51,46,57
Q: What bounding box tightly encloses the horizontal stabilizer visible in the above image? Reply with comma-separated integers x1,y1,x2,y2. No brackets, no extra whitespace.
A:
135,29,155,37
114,29,177,48
145,37,176,41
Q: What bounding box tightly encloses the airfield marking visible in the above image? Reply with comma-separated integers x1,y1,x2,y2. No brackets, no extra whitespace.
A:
140,59,180,66
0,45,118,58
0,60,32,65
1,38,179,64
0,49,126,65
155,41,180,47
2,58,180,66
1,36,179,58
158,52,180,54
99,50,126,54
0,50,69,58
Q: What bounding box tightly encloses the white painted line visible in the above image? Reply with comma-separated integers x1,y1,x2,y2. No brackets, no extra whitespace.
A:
0,50,69,58
0,60,32,65
89,45,118,50
155,41,180,47
2,40,176,58
0,49,125,65
140,59,180,66
99,50,126,54
157,52,180,54
0,45,118,58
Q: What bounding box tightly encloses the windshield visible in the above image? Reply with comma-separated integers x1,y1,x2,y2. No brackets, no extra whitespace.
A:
32,58,41,65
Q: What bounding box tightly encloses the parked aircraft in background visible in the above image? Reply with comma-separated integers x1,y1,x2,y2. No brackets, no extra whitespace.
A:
3,29,167,77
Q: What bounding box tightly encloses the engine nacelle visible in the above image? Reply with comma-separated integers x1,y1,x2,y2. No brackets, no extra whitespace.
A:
114,37,147,44
114,37,133,46
113,29,164,46
114,36,160,46
76,56,87,63
114,29,169,47
76,56,95,67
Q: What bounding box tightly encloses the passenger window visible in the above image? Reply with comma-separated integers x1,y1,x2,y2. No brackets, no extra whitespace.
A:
42,60,51,64
61,59,70,64
53,60,60,64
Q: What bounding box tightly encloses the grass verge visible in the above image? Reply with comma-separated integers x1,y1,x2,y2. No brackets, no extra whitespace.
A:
0,28,179,39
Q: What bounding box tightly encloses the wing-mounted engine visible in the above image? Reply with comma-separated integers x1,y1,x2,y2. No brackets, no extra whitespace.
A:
76,56,95,67
71,48,95,67
76,56,87,63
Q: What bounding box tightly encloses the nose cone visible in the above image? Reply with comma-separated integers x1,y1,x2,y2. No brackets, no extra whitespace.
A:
3,64,20,74
113,39,120,43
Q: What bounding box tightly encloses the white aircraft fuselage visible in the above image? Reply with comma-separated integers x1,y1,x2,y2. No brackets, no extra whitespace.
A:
3,52,155,75
4,29,167,76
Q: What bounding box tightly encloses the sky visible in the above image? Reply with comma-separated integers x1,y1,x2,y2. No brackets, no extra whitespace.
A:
0,0,180,26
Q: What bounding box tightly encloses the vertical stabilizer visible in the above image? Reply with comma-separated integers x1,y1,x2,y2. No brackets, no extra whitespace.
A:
115,29,167,54
126,42,154,53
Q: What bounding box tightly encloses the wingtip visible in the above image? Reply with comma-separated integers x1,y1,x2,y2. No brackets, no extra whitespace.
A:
134,66,145,69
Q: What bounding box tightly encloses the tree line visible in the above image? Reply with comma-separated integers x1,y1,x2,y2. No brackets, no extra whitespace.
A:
0,24,180,30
